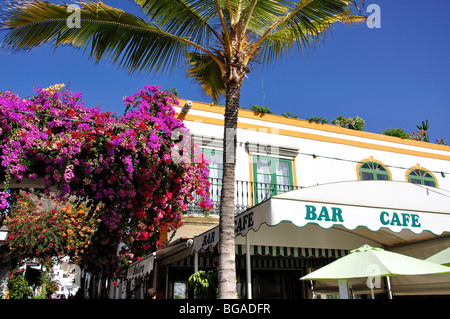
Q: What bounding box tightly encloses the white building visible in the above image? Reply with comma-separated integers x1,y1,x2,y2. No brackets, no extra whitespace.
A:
51,257,80,298
173,99,449,233
123,99,450,299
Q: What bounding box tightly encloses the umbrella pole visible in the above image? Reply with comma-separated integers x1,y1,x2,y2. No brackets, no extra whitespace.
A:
338,280,352,299
367,276,375,299
385,276,393,299
246,235,252,299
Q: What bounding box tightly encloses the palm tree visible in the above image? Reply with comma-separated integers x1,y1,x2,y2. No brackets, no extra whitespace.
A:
1,0,365,298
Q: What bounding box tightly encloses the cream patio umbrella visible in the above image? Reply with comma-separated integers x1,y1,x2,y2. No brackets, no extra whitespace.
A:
301,244,450,299
426,247,450,266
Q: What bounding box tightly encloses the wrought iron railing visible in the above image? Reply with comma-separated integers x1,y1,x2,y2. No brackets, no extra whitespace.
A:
185,178,301,216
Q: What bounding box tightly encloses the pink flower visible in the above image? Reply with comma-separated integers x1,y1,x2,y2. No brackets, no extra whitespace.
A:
136,210,146,219
137,231,149,241
0,85,213,265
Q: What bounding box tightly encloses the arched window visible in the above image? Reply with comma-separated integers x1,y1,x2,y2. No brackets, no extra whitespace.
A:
407,168,437,187
358,161,391,181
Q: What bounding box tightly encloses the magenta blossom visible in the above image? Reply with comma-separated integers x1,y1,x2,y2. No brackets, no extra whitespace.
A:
0,85,212,265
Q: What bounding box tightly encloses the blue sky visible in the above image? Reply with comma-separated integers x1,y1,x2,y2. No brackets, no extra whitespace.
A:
0,0,449,142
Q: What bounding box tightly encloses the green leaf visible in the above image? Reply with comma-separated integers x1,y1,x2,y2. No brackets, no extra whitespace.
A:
0,0,366,100
1,1,189,74
185,52,226,101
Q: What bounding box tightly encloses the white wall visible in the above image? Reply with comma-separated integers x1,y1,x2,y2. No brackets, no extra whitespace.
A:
176,104,450,191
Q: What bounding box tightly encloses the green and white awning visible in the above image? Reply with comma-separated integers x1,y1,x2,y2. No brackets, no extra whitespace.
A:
236,244,347,259
193,181,450,253
127,253,154,280
173,244,346,269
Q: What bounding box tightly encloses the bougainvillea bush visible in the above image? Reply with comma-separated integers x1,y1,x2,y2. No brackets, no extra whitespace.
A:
3,190,100,266
0,84,212,266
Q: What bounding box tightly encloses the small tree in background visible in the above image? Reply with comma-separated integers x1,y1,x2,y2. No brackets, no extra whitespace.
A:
307,116,329,124
408,120,446,145
410,120,429,142
382,127,410,139
332,115,365,131
189,269,218,299
250,104,273,114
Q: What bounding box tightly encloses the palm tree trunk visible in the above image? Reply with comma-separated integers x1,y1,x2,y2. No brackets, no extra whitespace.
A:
218,83,240,299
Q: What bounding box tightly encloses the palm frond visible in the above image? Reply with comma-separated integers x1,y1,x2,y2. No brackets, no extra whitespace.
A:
241,0,290,29
185,52,226,102
0,0,368,100
246,0,366,64
135,0,221,45
261,13,366,63
0,0,192,75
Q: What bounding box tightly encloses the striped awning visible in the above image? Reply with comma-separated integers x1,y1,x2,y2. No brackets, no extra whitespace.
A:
126,239,192,279
236,256,336,270
172,255,338,270
127,253,154,279
172,245,346,270
236,244,348,259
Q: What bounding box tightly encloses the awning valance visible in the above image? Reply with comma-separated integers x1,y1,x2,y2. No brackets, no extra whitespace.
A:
236,244,348,259
171,244,344,269
126,239,194,279
127,253,155,280
193,181,450,253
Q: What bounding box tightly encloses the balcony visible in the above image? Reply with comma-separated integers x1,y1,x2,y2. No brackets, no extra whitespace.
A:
185,178,301,216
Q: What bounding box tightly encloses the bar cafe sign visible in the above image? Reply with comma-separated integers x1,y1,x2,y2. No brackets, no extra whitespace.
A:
304,204,422,229
192,181,450,253
193,199,443,253
198,210,257,249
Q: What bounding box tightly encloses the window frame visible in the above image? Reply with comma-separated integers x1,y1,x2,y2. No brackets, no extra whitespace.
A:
252,155,294,204
358,160,391,181
201,148,223,202
202,148,223,179
407,168,437,187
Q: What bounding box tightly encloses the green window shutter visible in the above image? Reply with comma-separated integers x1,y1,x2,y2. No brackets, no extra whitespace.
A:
202,148,223,204
408,169,436,187
252,155,293,204
359,161,390,181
